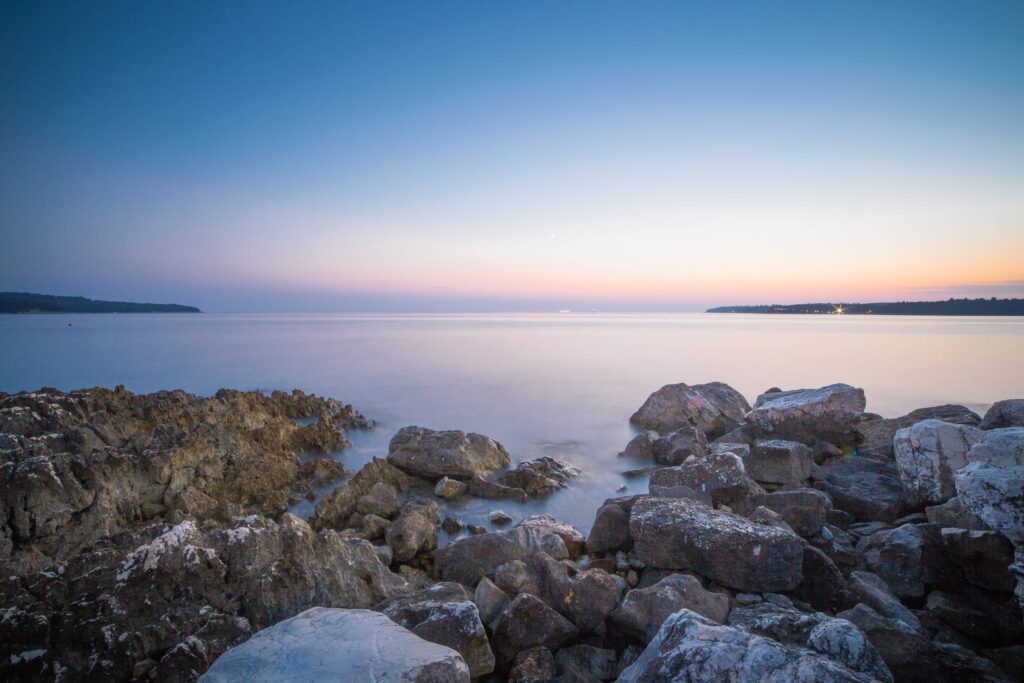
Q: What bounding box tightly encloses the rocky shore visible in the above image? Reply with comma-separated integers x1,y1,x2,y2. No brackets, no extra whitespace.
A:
1,383,1022,681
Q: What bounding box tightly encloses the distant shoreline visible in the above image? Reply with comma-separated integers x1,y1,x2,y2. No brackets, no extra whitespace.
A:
706,298,1024,316
0,292,201,314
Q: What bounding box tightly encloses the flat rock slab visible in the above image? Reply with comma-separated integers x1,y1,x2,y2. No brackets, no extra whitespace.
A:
629,495,804,592
200,607,470,682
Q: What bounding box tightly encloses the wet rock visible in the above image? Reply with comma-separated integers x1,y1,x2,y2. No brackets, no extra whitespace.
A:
629,381,750,438
517,515,586,559
490,593,578,669
744,439,813,485
387,426,511,480
467,475,528,501
813,452,909,522
893,419,984,507
497,457,581,495
357,480,401,517
747,383,867,446
652,427,707,466
386,498,440,562
433,525,569,586
555,644,617,681
586,496,639,554
940,528,1016,592
837,603,935,683
315,457,422,530
648,451,764,507
473,577,510,626
381,582,495,678
855,523,952,599
434,476,467,499
508,646,556,682
846,570,921,629
617,431,658,460
980,400,1024,430
611,573,730,641
857,405,981,458
630,495,804,591
201,607,469,682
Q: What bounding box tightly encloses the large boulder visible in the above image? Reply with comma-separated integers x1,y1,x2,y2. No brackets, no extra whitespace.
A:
737,488,831,538
855,524,952,599
858,405,981,458
586,496,639,554
813,453,909,522
611,573,730,641
980,400,1024,430
433,525,569,585
837,604,935,683
515,515,586,559
940,528,1016,593
966,427,1024,467
648,451,764,507
747,383,867,446
955,461,1024,542
386,498,441,562
200,607,470,682
893,419,983,507
629,382,750,438
652,427,708,466
387,426,511,480
489,593,578,669
744,439,813,485
845,571,921,629
618,609,887,683
629,496,804,592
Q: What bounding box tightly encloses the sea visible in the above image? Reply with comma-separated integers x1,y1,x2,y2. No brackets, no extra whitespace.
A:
2,312,1021,534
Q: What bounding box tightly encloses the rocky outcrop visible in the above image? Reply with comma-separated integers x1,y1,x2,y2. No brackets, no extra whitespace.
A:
858,404,981,457
629,381,750,437
200,607,470,682
747,383,866,446
893,419,983,507
980,399,1024,429
387,426,511,480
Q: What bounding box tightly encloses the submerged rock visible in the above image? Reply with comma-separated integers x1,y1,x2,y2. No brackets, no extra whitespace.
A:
629,381,750,438
387,426,511,480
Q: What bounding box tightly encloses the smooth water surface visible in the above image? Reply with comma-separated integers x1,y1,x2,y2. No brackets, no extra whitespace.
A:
2,313,1022,532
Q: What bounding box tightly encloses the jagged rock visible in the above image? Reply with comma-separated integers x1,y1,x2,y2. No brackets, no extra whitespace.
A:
490,593,578,669
508,646,556,682
855,524,952,599
387,498,440,562
653,427,708,466
747,383,867,446
629,495,804,591
750,505,794,533
473,577,510,626
858,405,981,457
555,644,617,681
357,480,401,517
648,451,764,507
497,457,580,495
845,570,921,629
381,582,495,677
793,545,845,611
433,525,569,585
467,475,528,501
611,573,730,641
434,476,467,499
837,604,935,683
315,457,422,530
618,608,886,683
925,496,988,530
955,461,1024,542
387,426,511,480
981,400,1024,430
629,381,750,438
744,439,813,485
967,426,1024,467
516,515,585,559
940,528,1016,592
200,607,469,682
586,496,638,554
618,431,658,460
738,488,831,537
564,568,628,633
809,524,858,572
813,452,909,522
893,419,983,507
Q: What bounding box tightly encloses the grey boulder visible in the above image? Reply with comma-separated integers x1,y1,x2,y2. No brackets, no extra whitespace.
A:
629,381,750,438
388,426,511,480
747,383,866,446
893,419,983,507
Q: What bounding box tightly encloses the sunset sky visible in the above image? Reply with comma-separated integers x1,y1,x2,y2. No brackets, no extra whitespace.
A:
2,1,1023,312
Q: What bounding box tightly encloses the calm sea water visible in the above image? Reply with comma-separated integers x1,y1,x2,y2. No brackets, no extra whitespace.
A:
1,313,1021,533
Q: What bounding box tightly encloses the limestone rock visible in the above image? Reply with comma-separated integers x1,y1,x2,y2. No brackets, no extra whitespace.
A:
966,426,1024,467
618,431,658,460
837,604,935,683
893,419,983,507
652,427,708,466
629,381,750,438
813,452,909,522
857,405,981,457
467,475,528,501
738,488,831,537
508,646,556,682
387,426,511,480
855,524,952,599
747,383,867,446
315,457,422,531
434,476,467,499
955,461,1024,542
387,498,441,562
585,496,639,554
473,577,510,626
357,480,401,517
516,515,586,559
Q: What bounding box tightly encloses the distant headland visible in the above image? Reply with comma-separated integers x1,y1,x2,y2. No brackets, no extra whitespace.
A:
707,298,1024,315
0,292,201,314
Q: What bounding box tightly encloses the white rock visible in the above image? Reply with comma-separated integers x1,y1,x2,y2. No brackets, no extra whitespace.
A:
893,419,983,507
955,461,1024,542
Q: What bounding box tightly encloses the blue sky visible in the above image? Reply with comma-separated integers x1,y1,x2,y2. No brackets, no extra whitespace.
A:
2,1,1022,312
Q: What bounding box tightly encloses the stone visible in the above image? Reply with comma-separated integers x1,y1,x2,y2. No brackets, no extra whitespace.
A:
855,524,952,599
955,461,1024,542
489,509,513,524
496,457,581,495
361,513,388,540
837,604,935,683
629,381,750,438
967,426,1024,467
980,400,1024,430
629,495,804,592
315,457,422,530
738,488,831,537
200,607,470,682
653,427,708,466
648,451,764,507
473,577,510,626
857,405,981,457
554,644,617,681
744,439,813,485
809,524,858,572
932,642,1014,682
893,419,983,507
618,609,886,683
381,582,495,678
374,544,394,566
749,505,794,533
490,593,578,669
586,496,638,554
516,515,586,559
813,452,909,522
618,431,658,460
564,568,628,633
387,498,441,562
792,545,845,611
434,476,467,499
611,573,730,641
846,571,921,629
508,646,556,682
387,426,511,480
925,590,1023,645
467,475,528,501
433,525,569,586
982,645,1024,682
940,528,1016,592
356,480,401,517
747,383,867,446
925,496,988,530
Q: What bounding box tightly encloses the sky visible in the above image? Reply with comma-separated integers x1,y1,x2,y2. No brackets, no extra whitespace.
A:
1,1,1023,312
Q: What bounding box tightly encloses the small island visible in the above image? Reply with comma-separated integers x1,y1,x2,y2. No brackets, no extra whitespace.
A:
707,298,1024,316
0,292,201,314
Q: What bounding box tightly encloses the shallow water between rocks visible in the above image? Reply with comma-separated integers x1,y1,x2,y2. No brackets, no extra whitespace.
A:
2,312,1022,536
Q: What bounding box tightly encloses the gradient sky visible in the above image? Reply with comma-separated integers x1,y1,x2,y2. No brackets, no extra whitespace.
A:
2,1,1023,312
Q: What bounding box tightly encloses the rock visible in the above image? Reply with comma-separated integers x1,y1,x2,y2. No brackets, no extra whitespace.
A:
855,524,952,599
516,515,586,559
925,589,1023,645
618,608,885,683
489,509,513,524
357,480,401,517
433,525,569,585
793,545,845,611
555,644,617,681
967,426,1024,467
473,577,510,626
611,573,730,641
629,381,750,438
648,451,764,508
933,642,1014,682
564,568,629,633
387,426,511,480
586,496,639,554
738,488,831,537
837,603,935,683
940,528,1016,592
980,400,1024,429
374,544,394,565
955,461,1024,542
618,431,658,460
750,505,795,532
653,427,708,466
982,645,1024,682
467,475,528,501
497,457,581,495
490,593,578,669
361,513,388,540
200,607,470,682
747,383,867,446
381,582,495,678
858,405,981,457
893,419,984,507
813,452,909,522
809,524,858,572
315,457,422,530
434,476,467,499
387,498,441,562
508,646,556,682
744,439,813,485
846,570,921,629
925,496,988,530
629,495,804,592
